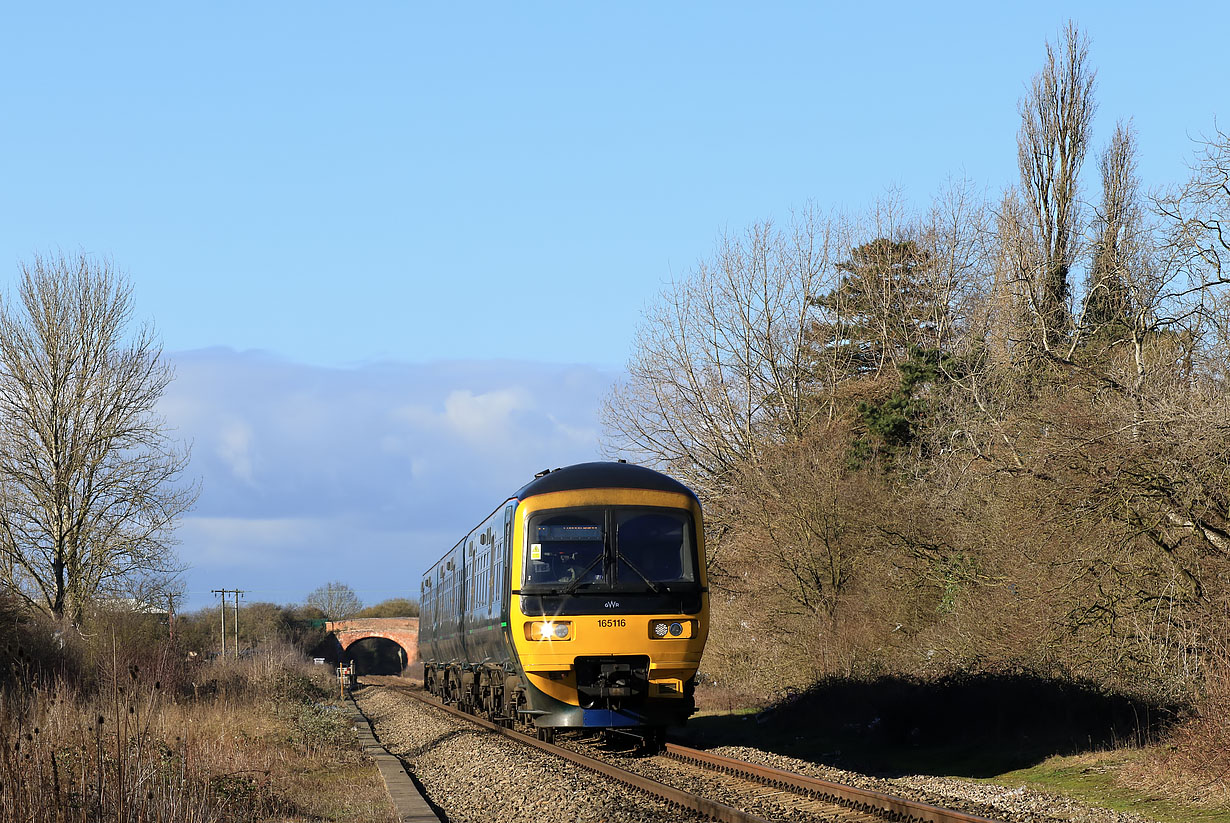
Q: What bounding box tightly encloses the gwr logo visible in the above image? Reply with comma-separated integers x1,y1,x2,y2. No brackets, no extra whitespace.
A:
605,600,621,608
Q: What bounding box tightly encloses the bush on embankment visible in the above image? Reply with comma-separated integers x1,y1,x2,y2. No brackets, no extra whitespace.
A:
1,607,388,823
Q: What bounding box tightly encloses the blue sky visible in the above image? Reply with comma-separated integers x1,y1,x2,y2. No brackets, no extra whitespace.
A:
0,3,1225,610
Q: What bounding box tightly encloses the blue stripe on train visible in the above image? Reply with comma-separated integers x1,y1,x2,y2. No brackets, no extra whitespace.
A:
580,708,646,727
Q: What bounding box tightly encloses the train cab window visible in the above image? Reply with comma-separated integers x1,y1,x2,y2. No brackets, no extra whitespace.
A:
615,510,696,587
524,510,606,588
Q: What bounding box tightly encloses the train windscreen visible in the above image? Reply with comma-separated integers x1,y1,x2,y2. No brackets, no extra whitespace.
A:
614,510,696,586
523,507,697,593
524,509,607,588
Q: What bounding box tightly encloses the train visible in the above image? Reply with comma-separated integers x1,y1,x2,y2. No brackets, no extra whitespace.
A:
418,461,709,745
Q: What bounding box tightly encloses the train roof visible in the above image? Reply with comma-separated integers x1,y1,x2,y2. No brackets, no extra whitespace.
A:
514,461,697,502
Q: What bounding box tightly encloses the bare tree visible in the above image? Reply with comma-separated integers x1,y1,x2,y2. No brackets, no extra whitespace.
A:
919,177,996,355
602,205,841,502
730,428,875,621
1085,120,1145,342
946,126,1230,689
0,254,196,626
1156,125,1230,290
1016,21,1098,351
1126,125,1230,567
306,581,363,621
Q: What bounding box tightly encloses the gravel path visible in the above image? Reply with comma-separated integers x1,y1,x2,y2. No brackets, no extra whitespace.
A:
353,685,705,823
356,683,1158,823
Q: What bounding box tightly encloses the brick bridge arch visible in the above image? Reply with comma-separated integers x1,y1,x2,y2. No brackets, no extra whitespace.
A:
326,617,419,666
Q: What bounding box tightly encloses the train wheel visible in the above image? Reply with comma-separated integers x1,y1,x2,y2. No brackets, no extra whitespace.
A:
486,680,502,721
536,726,556,744
640,727,666,753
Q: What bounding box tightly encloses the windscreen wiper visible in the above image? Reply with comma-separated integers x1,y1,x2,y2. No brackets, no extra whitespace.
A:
615,554,663,594
559,554,606,596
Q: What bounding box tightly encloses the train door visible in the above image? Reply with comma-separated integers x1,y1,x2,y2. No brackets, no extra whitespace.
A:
465,536,477,659
453,545,465,658
501,503,515,638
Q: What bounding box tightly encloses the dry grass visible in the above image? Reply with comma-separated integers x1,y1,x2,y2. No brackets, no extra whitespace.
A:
1123,657,1230,810
692,681,765,715
1,643,396,822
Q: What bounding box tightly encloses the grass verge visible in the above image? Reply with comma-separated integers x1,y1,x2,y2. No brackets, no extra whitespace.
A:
682,678,1230,823
1,643,396,822
987,750,1230,823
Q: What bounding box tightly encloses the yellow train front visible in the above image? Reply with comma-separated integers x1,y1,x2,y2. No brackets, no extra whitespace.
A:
419,462,708,740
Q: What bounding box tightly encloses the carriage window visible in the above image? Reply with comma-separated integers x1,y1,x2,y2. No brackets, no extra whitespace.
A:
488,543,495,605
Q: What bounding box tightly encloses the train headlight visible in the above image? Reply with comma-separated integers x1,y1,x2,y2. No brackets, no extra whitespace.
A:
525,621,572,641
649,619,693,639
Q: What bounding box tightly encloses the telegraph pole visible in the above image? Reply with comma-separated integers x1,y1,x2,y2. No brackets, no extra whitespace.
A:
233,590,246,657
212,589,228,657
167,592,179,641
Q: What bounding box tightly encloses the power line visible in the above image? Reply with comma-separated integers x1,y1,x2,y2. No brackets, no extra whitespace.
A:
211,588,246,658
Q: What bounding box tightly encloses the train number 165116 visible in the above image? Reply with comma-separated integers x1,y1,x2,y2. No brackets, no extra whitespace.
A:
597,618,626,628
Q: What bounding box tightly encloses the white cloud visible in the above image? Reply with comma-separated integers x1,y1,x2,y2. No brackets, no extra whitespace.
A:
442,387,532,444
390,403,439,430
159,349,618,609
215,418,256,485
546,412,599,447
179,515,318,565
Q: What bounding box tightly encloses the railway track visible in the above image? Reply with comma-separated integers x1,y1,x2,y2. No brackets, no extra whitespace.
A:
363,677,1006,823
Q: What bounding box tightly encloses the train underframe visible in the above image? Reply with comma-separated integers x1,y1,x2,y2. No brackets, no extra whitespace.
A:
422,657,694,749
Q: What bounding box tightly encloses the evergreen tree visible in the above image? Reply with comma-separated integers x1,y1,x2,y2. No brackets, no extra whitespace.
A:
810,237,938,378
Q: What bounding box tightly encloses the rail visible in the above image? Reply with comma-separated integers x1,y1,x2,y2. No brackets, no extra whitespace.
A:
390,683,770,823
369,678,1006,823
663,744,1005,823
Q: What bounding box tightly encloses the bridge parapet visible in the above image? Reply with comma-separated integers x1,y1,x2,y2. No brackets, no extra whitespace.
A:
326,617,419,664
